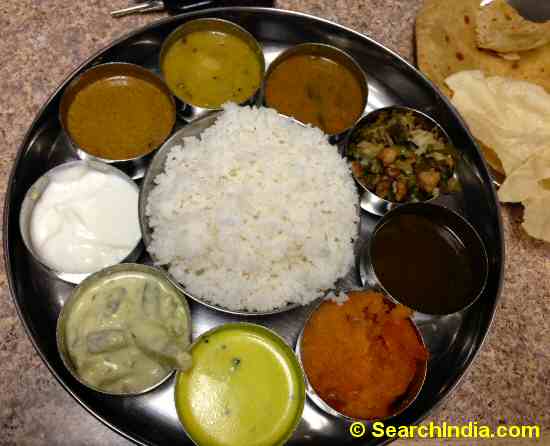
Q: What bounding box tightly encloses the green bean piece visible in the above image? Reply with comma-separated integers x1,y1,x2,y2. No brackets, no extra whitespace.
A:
102,287,127,319
130,320,191,371
79,357,132,388
142,281,161,319
86,329,128,354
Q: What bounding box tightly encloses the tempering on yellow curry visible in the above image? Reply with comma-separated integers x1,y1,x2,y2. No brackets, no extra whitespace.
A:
265,54,365,134
66,75,175,160
161,30,262,108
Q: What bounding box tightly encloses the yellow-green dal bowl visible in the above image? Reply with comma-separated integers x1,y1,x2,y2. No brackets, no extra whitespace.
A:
175,323,305,446
159,18,265,110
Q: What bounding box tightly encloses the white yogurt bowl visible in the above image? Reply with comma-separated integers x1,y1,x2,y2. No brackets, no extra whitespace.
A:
19,160,143,284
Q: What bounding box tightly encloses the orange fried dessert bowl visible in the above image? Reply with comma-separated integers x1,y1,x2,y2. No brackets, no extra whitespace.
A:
300,290,428,420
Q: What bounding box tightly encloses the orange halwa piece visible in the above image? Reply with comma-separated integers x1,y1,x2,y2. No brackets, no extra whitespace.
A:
301,290,428,420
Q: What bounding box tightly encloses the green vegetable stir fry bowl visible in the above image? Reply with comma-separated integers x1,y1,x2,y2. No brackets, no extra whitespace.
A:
344,105,461,216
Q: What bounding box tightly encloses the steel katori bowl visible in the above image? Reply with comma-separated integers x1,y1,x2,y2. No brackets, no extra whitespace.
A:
174,322,305,446
19,160,143,285
343,105,461,216
358,202,489,316
138,111,361,316
295,290,428,423
262,42,369,138
56,263,192,396
159,18,266,122
59,62,176,179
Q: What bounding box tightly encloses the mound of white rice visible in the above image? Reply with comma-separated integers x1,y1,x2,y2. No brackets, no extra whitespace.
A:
146,103,359,311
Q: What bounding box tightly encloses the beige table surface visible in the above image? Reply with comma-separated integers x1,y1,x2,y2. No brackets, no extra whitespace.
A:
1,1,549,445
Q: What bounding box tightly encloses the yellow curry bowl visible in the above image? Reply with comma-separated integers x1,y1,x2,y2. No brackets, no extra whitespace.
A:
175,322,306,446
159,18,265,113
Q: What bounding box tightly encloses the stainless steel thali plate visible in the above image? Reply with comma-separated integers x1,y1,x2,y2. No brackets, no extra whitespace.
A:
3,7,504,446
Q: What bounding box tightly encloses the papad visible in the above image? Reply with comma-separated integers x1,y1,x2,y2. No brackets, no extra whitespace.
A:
445,70,550,176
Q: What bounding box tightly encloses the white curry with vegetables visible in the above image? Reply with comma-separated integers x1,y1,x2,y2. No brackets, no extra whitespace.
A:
64,270,191,394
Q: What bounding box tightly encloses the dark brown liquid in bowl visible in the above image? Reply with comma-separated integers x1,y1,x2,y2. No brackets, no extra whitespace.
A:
372,214,483,314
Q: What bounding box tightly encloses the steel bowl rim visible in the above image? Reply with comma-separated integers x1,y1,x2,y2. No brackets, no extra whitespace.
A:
55,262,192,397
262,41,369,137
58,61,177,165
174,321,306,446
158,17,266,111
139,111,360,317
18,159,143,285
344,104,460,215
358,201,490,316
295,289,428,423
